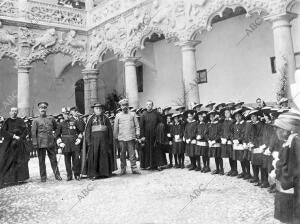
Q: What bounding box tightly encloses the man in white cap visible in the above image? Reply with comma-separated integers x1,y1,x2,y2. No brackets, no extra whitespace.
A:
272,110,300,223
114,99,141,175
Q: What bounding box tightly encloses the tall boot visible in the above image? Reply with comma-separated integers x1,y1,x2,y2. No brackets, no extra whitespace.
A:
243,160,251,180
189,157,196,170
219,158,224,175
260,168,270,188
195,156,201,171
238,161,245,178
180,154,185,169
174,154,179,168
231,159,238,176
212,157,219,174
250,165,259,183
167,152,173,168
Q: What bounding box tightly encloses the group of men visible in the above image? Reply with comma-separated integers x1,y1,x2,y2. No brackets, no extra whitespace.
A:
0,97,299,223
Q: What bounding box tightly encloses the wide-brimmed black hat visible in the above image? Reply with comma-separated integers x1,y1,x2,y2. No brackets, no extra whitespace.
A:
192,103,203,110
183,110,195,117
175,106,185,111
91,103,105,109
162,106,172,112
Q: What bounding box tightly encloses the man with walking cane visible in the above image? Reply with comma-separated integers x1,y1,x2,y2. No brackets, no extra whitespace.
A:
31,102,62,182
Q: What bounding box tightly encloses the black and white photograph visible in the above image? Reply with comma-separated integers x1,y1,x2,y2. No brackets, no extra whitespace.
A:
0,0,300,223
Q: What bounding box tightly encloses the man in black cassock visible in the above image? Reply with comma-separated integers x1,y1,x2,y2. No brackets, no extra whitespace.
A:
0,107,30,187
84,103,116,179
140,100,161,170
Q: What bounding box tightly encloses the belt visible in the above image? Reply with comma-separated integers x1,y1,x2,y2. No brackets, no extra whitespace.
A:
62,135,75,137
210,143,221,148
253,148,264,154
197,141,208,146
92,125,107,132
233,144,244,150
174,139,182,142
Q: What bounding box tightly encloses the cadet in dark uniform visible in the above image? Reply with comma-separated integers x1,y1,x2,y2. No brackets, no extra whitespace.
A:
56,108,82,181
31,102,62,182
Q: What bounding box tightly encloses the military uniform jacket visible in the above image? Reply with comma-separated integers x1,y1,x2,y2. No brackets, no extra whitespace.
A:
232,120,246,143
31,116,57,149
196,122,208,141
207,121,222,143
170,123,184,142
55,118,82,152
221,118,234,144
184,120,197,143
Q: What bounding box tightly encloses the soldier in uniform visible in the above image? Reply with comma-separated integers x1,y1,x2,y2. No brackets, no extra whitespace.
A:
56,108,82,181
31,102,62,182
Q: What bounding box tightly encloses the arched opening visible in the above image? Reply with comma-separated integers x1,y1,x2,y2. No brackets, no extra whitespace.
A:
74,79,85,114
0,58,17,117
195,6,274,106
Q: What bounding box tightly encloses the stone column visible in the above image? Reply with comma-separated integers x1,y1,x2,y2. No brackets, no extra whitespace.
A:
266,12,297,101
17,65,31,117
177,40,201,108
82,69,98,114
122,57,139,109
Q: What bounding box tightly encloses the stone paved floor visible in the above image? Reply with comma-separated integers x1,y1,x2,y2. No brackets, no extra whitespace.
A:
0,156,283,224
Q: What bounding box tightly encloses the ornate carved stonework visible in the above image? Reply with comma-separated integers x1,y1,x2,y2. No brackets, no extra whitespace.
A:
86,0,295,67
0,0,296,68
26,1,86,28
0,0,17,18
0,26,18,61
276,53,289,101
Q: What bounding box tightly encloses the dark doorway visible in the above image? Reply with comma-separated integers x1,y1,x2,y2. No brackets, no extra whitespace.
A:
75,79,85,114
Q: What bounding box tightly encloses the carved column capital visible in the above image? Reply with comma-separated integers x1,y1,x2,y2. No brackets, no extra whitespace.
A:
176,40,201,52
265,12,298,29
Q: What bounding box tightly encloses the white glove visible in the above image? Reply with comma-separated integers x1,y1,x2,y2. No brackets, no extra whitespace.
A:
167,133,171,138
260,144,266,150
269,170,276,185
264,148,271,156
233,140,239,145
58,148,62,154
272,151,279,160
208,140,212,147
243,143,247,149
13,134,20,140
169,141,172,146
183,136,185,142
186,139,191,144
57,138,62,146
59,142,65,148
196,135,201,140
0,137,3,143
248,142,254,148
221,138,227,144
191,140,196,144
211,140,216,145
75,138,81,145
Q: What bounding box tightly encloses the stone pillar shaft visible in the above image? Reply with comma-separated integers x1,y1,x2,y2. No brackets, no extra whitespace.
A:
178,40,200,108
17,66,31,117
267,13,297,101
123,57,139,109
82,69,98,114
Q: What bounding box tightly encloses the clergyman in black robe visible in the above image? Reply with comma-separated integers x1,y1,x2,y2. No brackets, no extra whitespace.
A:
140,100,161,170
84,103,116,179
0,107,30,187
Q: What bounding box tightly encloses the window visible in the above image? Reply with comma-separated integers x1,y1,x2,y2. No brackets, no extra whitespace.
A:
136,65,143,92
196,69,208,84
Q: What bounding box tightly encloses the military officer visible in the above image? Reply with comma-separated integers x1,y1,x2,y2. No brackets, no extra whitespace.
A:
56,107,82,181
31,102,62,182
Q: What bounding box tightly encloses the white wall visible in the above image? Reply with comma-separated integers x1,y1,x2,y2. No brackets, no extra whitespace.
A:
137,41,183,108
196,14,276,105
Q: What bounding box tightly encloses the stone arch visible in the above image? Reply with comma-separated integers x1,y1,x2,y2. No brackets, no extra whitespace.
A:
205,4,268,32
27,46,86,67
